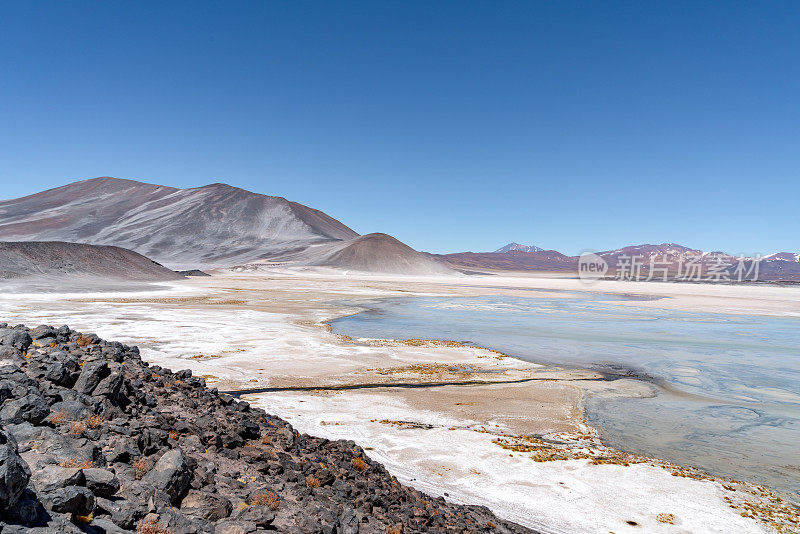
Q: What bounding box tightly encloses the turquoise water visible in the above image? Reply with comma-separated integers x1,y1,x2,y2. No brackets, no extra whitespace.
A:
330,293,800,501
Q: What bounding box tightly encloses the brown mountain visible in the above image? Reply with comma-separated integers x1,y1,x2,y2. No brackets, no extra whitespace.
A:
439,243,800,282
0,241,184,283
0,177,358,269
435,249,575,272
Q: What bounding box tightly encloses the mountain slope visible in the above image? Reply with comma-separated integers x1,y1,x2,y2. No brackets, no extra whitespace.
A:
0,177,358,268
262,233,454,275
440,243,800,281
494,242,544,253
436,249,574,272
0,241,184,282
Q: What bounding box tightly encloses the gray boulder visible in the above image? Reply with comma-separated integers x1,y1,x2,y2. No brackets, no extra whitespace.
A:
0,430,31,508
0,393,51,425
42,485,95,515
0,345,24,365
180,489,233,521
214,520,257,534
29,464,84,493
143,449,192,504
339,507,360,534
234,505,275,528
93,371,124,399
30,325,57,340
0,328,32,350
73,360,109,395
83,467,120,497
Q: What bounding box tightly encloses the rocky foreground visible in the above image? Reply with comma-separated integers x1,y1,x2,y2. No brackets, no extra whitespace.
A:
0,324,536,533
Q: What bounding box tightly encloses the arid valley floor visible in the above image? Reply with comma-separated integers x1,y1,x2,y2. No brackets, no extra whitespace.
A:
2,270,799,533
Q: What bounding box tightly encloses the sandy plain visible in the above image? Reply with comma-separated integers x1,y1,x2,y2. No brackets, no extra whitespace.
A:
1,268,798,533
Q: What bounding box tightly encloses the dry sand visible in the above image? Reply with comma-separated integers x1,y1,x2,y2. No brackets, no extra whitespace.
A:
1,268,798,533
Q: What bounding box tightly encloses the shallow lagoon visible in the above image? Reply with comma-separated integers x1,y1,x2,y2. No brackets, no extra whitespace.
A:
331,292,800,501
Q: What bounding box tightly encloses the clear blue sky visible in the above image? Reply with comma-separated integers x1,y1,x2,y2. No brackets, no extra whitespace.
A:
1,2,798,255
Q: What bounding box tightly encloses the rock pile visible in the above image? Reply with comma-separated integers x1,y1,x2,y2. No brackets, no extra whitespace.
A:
0,324,536,533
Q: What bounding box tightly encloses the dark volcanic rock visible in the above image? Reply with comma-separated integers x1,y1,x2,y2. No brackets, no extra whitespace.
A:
42,485,95,515
0,429,30,508
0,393,50,425
143,448,192,504
0,323,537,533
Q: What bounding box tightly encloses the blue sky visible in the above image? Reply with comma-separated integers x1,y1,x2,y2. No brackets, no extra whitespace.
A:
1,1,798,255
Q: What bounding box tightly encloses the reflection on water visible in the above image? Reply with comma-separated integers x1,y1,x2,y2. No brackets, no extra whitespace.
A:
330,294,800,501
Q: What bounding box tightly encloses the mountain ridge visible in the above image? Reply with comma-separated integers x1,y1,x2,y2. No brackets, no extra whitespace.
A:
0,177,359,269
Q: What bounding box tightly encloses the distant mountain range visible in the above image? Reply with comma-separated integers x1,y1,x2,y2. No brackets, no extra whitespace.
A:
493,242,544,253
0,177,796,281
0,177,451,275
438,242,800,281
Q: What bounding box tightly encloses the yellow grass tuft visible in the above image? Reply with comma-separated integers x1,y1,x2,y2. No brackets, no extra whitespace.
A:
84,414,104,429
50,410,69,425
657,513,676,524
250,490,280,510
133,457,150,480
59,459,96,469
351,457,367,472
69,421,87,435
137,516,171,534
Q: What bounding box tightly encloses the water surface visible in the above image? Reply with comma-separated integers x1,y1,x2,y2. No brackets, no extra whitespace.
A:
331,293,800,501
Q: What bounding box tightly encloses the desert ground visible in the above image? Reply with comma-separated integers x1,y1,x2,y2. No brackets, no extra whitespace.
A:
2,269,799,533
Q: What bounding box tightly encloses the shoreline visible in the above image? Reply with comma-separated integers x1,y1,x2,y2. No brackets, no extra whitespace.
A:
1,271,798,532
270,302,800,525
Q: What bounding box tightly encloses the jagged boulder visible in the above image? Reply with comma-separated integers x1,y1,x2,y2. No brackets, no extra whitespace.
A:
41,485,95,515
0,429,30,509
0,328,32,351
0,393,50,425
143,449,192,504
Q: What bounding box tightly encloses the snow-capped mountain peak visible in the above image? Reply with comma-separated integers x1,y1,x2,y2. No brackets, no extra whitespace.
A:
494,242,544,253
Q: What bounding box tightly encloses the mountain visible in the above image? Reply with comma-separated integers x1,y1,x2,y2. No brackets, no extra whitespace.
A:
0,177,358,269
255,233,455,275
308,233,453,275
439,242,800,281
436,249,574,272
494,242,544,253
764,252,800,263
0,241,184,283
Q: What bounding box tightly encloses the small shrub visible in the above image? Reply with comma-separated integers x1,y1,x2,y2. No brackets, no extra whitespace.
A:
85,414,103,429
305,476,321,488
351,457,367,472
168,430,179,440
260,435,272,445
133,457,150,480
657,513,676,524
59,459,96,469
387,526,403,534
50,410,69,425
75,335,92,347
250,490,280,510
69,421,87,435
137,516,171,534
